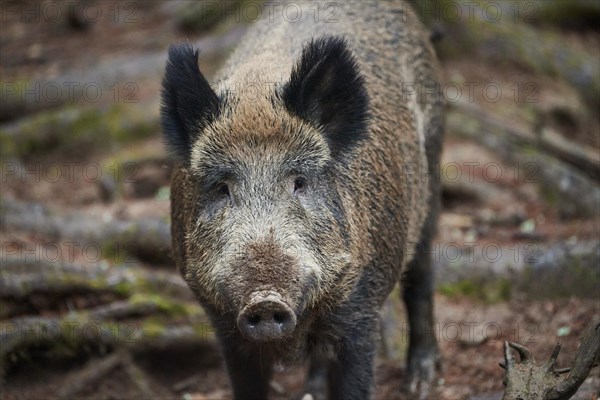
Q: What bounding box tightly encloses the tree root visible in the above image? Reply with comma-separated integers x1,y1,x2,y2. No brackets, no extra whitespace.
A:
501,316,600,400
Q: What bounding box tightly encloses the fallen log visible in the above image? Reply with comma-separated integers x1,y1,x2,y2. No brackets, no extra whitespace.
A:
454,102,599,179
0,25,245,123
0,198,172,263
0,258,194,320
0,254,209,375
0,308,213,375
0,258,189,298
448,104,600,218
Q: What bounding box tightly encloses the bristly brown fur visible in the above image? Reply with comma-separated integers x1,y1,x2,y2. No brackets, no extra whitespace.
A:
164,1,443,398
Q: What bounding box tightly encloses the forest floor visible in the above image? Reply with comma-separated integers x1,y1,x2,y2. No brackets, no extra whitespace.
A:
1,1,599,399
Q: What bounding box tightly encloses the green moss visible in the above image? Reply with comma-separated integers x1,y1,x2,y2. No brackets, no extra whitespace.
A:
175,0,266,33
70,105,155,145
439,280,477,298
438,277,512,304
141,318,167,338
99,241,128,265
176,1,233,32
0,128,16,159
107,278,134,297
175,3,224,32
100,145,165,174
539,182,559,207
0,104,158,160
130,293,195,317
518,259,599,299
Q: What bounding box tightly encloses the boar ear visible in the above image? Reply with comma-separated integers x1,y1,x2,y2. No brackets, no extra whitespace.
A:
161,43,220,165
282,36,369,158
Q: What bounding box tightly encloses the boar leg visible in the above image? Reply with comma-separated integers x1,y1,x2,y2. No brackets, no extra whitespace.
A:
220,337,274,400
327,314,378,399
402,206,440,397
303,353,328,399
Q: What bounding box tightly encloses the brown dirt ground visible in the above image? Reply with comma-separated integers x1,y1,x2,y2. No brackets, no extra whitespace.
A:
1,1,599,399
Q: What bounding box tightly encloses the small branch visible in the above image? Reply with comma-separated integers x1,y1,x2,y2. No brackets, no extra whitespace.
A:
509,341,534,363
57,350,155,399
121,352,154,398
545,317,600,400
57,351,124,399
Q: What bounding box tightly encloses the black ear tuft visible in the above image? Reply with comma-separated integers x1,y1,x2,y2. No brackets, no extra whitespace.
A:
161,43,220,165
282,36,369,158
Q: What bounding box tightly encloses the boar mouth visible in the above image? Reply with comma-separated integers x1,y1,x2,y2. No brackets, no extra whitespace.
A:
236,291,297,342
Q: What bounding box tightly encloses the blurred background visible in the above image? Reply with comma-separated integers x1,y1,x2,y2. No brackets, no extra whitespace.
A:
0,1,598,398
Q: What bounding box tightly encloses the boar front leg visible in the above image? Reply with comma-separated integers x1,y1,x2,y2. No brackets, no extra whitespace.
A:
303,353,328,399
326,314,378,400
219,334,274,400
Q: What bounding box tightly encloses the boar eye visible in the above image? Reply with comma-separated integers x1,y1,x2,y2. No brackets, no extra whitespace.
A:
217,183,230,198
293,176,307,194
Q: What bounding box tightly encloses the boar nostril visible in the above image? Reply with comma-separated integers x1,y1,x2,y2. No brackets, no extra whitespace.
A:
273,312,286,324
247,314,261,325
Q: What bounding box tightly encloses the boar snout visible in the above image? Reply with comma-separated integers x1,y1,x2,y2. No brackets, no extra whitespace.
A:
237,291,297,342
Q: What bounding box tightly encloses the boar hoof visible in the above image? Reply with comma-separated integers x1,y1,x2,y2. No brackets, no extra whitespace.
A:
237,292,297,342
406,350,439,400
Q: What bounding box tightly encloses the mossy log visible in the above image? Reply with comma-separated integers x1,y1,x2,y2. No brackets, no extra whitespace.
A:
0,258,193,318
0,261,211,374
0,103,159,159
0,313,214,375
0,198,172,263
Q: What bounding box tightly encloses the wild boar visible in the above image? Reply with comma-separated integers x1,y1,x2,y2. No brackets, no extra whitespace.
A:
161,1,443,399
